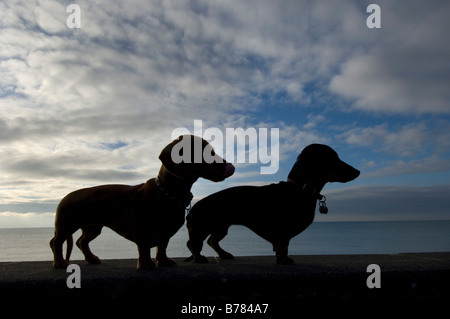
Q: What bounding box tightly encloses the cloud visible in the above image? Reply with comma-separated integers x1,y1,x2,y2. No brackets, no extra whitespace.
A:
303,114,326,130
339,120,450,179
2,0,448,119
318,184,450,221
0,212,55,228
342,123,429,156
341,120,450,157
329,1,450,114
365,155,450,178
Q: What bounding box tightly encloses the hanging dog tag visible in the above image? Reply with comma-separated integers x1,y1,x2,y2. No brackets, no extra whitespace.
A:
319,204,328,214
319,195,328,214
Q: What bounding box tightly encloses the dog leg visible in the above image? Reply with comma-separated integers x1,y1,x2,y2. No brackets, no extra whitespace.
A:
186,239,208,263
136,243,156,270
274,237,294,265
186,224,210,263
50,233,69,269
207,228,234,260
76,226,102,264
156,239,177,267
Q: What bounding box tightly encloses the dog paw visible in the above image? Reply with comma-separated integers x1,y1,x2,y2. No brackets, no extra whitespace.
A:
157,257,177,267
137,259,156,270
219,252,235,260
276,256,295,265
53,260,69,269
194,255,209,264
85,255,101,265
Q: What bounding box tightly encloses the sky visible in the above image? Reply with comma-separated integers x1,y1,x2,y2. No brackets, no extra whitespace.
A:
1,0,450,227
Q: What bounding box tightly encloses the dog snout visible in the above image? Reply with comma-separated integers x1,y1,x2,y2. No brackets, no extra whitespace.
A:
202,161,235,182
223,162,235,179
333,160,360,183
345,161,360,181
213,162,235,181
350,167,360,180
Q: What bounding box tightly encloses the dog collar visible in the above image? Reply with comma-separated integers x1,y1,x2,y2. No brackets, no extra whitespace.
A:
155,177,193,208
287,180,328,214
302,184,328,214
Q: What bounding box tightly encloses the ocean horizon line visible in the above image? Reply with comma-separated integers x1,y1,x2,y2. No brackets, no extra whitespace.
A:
1,218,450,230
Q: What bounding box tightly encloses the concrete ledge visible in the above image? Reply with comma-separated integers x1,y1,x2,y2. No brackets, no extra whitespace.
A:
1,253,449,314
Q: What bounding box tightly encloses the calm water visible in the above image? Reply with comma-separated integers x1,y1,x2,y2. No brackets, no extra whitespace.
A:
0,220,449,262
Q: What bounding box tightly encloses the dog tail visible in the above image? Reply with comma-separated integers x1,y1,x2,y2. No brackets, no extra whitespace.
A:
65,235,73,263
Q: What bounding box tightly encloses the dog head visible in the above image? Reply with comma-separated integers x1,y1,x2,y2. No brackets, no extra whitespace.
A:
159,135,235,182
288,144,360,186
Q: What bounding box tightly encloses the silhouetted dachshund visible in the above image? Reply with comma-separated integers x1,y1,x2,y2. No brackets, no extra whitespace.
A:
186,144,359,264
50,135,234,270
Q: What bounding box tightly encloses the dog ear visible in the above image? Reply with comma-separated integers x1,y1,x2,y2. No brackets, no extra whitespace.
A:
287,145,317,181
287,155,308,181
159,136,184,175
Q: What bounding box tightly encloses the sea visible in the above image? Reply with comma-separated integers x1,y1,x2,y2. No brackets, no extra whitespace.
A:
0,220,449,262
